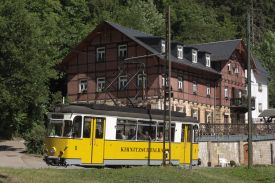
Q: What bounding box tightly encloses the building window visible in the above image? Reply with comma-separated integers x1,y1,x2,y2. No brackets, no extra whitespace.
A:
258,103,263,113
206,83,211,96
118,44,127,59
119,75,127,90
192,81,197,94
227,63,231,73
161,40,165,53
79,80,87,93
177,45,183,59
96,77,105,92
178,77,183,90
234,66,239,74
258,83,262,92
192,109,198,120
96,47,105,62
162,76,167,87
224,86,228,98
238,90,242,98
137,74,147,88
206,54,211,67
205,111,212,123
192,49,197,63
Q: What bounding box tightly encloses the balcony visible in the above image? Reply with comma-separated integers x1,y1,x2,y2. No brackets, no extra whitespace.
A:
230,97,255,113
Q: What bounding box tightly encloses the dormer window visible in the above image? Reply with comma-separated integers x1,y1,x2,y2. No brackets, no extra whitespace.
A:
206,54,211,67
161,40,165,53
177,45,183,59
192,49,197,63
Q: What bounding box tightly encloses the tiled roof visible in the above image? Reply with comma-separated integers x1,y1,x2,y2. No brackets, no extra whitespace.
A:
255,59,270,78
106,21,220,75
188,39,242,61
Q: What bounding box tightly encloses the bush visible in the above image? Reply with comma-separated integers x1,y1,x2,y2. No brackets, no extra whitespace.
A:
230,160,236,167
23,123,46,154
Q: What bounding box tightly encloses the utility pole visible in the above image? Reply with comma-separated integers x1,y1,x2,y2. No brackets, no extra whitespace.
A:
162,7,168,166
247,7,253,168
167,6,172,165
162,6,171,166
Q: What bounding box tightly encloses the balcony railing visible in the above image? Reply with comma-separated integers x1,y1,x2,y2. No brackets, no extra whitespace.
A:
199,123,275,136
230,97,255,110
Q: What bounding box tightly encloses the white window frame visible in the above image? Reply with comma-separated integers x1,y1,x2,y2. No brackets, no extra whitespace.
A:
227,63,231,73
192,110,198,120
206,54,211,67
258,103,263,113
96,47,105,62
161,40,165,53
79,80,88,93
96,77,105,92
206,111,212,123
178,77,183,90
118,44,127,59
177,45,183,59
238,90,242,98
192,81,197,94
258,83,262,92
206,83,211,96
162,76,168,87
192,49,197,63
137,74,147,88
224,86,228,98
234,66,239,74
119,75,127,90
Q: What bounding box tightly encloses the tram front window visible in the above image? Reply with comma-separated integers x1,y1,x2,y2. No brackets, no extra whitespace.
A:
48,120,63,137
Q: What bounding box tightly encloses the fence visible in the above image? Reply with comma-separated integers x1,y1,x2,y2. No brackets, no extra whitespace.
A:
199,123,275,136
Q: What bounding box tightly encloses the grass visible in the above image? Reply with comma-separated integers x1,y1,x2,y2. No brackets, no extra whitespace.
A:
0,166,275,183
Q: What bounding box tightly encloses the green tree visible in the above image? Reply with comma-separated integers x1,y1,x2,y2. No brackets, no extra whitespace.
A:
168,0,237,44
88,0,165,36
0,0,58,138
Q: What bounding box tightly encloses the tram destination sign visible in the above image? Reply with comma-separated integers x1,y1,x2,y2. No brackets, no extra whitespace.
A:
121,147,163,153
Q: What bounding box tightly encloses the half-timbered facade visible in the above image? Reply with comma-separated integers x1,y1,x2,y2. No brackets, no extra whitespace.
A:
61,21,252,124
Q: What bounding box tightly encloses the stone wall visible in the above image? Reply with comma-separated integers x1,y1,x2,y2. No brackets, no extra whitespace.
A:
199,140,275,167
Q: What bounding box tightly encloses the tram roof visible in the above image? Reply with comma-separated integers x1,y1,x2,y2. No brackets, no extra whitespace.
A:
52,104,198,123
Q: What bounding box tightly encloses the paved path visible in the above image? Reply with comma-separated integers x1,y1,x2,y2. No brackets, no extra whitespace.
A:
0,140,48,168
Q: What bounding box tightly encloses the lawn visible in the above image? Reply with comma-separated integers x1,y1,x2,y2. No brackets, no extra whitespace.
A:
0,166,275,183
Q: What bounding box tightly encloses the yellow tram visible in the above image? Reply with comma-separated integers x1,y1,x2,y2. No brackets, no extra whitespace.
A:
44,104,199,166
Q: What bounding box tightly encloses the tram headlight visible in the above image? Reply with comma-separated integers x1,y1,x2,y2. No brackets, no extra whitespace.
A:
50,147,56,155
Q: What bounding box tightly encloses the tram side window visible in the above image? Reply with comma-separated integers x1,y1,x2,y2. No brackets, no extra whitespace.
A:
193,125,199,143
83,117,92,138
63,120,73,137
187,125,192,142
137,121,156,141
73,116,82,138
95,118,104,139
157,123,175,142
116,119,136,140
181,124,187,142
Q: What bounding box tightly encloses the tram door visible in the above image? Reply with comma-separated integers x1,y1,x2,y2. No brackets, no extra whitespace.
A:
82,117,93,164
182,124,191,164
91,117,105,164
